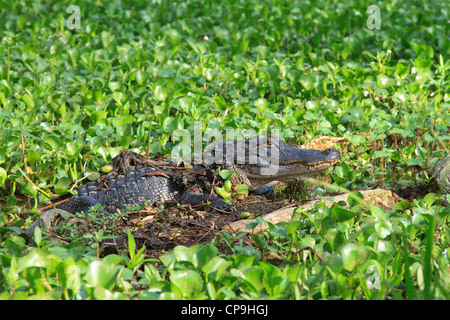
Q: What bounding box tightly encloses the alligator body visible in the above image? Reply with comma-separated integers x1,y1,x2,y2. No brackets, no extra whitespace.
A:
56,136,341,214
432,153,450,196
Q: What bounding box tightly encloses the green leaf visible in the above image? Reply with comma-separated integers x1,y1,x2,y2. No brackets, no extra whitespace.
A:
334,166,344,179
201,256,231,281
300,236,316,248
285,220,303,237
242,266,264,292
423,193,438,207
108,81,121,92
414,59,432,69
255,98,269,112
22,94,35,108
219,170,235,180
259,262,289,296
66,141,83,157
396,62,409,78
376,74,394,88
215,187,230,199
370,206,386,219
169,270,204,298
67,48,79,66
21,184,38,197
300,74,315,90
341,244,370,272
194,244,218,268
0,167,7,186
43,135,62,150
91,110,108,124
91,287,124,300
223,180,232,192
375,219,392,239
112,92,123,104
127,230,136,261
173,245,201,265
18,249,59,274
326,228,345,251
154,85,169,101
20,267,48,295
84,261,121,291
236,184,249,194
34,226,42,247
255,45,270,59
347,191,364,207
332,204,358,223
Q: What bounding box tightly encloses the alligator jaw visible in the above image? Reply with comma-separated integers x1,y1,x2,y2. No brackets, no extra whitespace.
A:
242,157,340,190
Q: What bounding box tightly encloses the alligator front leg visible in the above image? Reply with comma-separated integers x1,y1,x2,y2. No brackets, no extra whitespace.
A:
179,190,235,213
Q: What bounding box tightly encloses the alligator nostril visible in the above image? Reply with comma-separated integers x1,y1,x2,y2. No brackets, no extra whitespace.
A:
324,148,341,159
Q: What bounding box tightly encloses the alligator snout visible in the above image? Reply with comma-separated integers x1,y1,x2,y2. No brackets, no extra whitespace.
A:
319,148,341,162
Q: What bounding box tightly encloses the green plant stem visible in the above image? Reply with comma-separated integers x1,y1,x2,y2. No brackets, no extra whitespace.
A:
17,167,51,199
423,215,435,299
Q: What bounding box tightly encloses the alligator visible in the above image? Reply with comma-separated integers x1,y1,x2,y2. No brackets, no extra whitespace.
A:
54,135,341,214
431,152,450,196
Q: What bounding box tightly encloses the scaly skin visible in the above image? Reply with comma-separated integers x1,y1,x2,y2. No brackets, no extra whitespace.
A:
432,153,450,196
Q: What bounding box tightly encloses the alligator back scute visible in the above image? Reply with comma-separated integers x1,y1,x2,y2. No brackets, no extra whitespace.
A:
68,165,180,213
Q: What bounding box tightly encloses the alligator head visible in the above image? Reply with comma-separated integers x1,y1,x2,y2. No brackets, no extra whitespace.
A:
202,135,341,190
